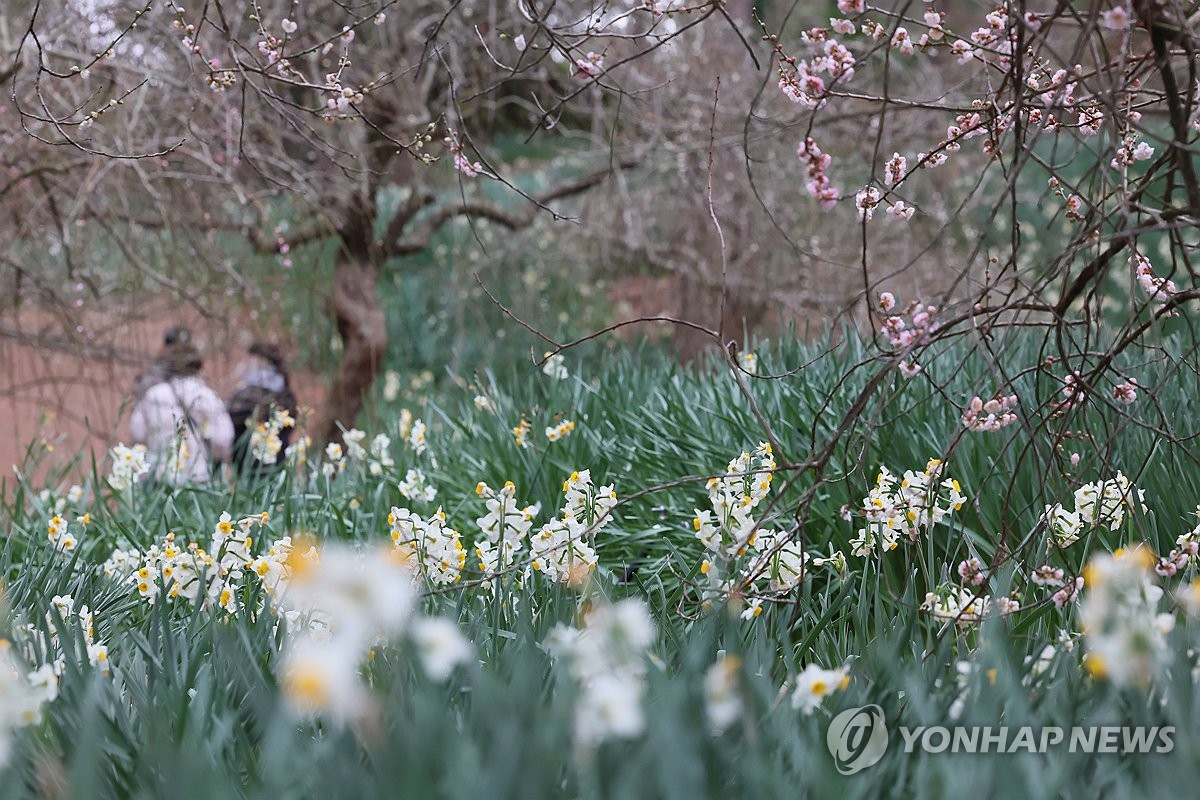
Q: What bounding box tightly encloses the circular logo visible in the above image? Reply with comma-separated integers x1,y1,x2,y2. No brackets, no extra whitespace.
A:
826,704,889,775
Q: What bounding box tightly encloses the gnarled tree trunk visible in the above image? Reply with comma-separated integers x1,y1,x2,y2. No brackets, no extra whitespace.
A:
315,256,386,445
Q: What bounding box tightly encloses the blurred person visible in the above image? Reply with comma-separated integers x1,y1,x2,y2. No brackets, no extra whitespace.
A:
226,342,299,475
130,327,234,484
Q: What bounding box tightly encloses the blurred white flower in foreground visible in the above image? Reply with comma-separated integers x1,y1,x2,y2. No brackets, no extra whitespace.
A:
411,617,473,681
704,653,742,733
274,543,473,725
542,353,568,380
790,663,850,715
546,598,655,750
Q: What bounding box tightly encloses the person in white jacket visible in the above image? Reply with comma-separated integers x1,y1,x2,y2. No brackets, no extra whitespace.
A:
130,328,234,484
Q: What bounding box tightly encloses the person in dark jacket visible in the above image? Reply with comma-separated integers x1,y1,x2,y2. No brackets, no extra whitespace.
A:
226,342,299,475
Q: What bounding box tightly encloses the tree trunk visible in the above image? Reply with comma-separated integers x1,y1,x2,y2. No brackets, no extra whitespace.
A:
314,256,386,444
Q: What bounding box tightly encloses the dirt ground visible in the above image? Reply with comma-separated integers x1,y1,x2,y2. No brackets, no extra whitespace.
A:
0,302,324,493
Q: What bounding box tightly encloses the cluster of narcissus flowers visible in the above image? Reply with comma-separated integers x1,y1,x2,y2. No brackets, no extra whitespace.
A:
18,594,110,677
394,410,433,460
850,459,966,557
542,353,569,380
694,444,842,618
398,468,437,503
545,599,655,750
107,443,150,491
473,481,539,581
323,429,396,478
105,511,273,615
276,543,471,725
512,419,532,448
0,638,58,767
705,647,849,730
545,419,576,441
790,663,851,715
1042,472,1146,548
694,443,777,560
531,470,617,586
46,514,79,553
921,586,1019,623
2,593,107,763
248,405,295,464
1080,546,1174,688
388,506,466,585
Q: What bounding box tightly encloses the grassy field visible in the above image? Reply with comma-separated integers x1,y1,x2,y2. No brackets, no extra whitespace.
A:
2,326,1199,799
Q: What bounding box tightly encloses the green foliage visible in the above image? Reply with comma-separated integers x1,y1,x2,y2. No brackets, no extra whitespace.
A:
2,328,1199,798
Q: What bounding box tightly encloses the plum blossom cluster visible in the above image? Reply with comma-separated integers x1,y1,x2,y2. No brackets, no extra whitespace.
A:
878,292,939,350
444,130,483,177
1110,137,1154,171
169,6,236,92
854,186,880,221
778,60,828,109
1155,510,1200,579
545,599,655,750
1056,370,1087,412
854,153,916,222
883,152,906,187
1080,546,1174,688
850,459,966,557
276,543,472,725
796,138,840,208
771,1,1159,236
1112,380,1139,406
322,72,366,117
957,556,987,587
1042,472,1146,548
1052,575,1085,609
107,443,150,492
1047,178,1087,223
1131,252,1181,315
961,394,1019,432
530,470,618,586
473,481,539,581
574,51,604,79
